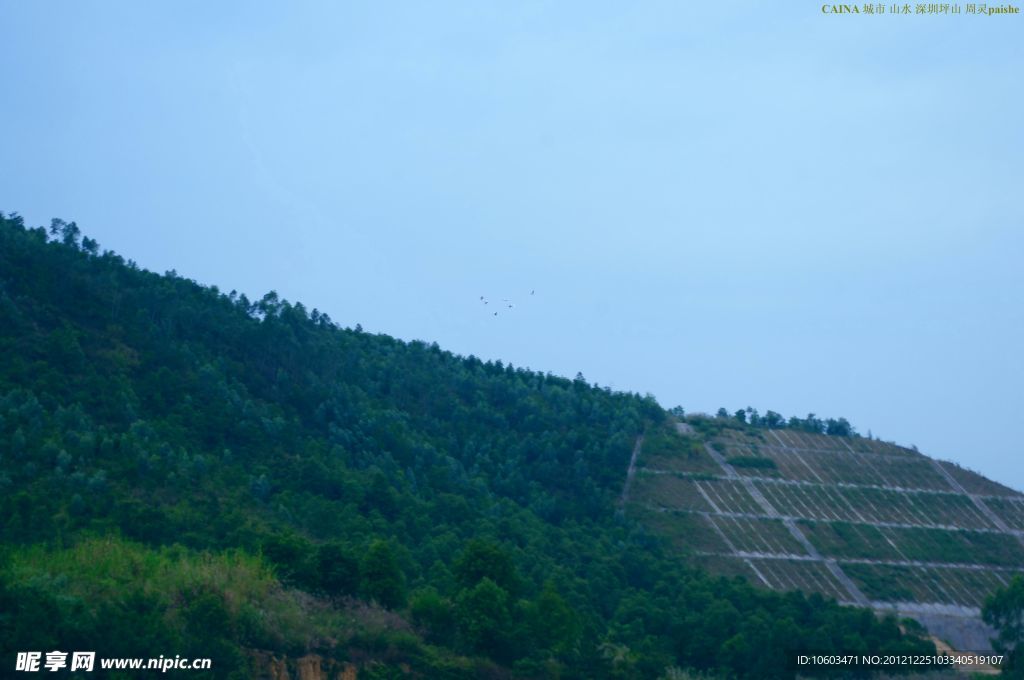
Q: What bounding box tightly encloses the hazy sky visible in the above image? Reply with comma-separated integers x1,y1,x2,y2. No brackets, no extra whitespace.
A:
2,2,1021,489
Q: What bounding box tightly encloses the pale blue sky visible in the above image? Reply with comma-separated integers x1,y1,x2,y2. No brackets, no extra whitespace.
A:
2,2,1021,489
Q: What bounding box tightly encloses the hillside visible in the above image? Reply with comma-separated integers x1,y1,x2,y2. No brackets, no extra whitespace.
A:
0,212,991,678
625,418,1024,653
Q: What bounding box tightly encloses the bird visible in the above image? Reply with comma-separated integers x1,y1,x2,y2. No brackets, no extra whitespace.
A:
478,290,536,317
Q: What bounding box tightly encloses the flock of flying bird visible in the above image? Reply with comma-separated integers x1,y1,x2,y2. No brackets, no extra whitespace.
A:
480,290,534,316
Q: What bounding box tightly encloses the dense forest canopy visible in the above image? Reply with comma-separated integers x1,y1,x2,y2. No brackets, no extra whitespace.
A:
0,213,938,678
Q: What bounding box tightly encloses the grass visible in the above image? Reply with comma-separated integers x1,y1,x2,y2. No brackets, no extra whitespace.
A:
632,473,715,512
630,506,728,554
0,535,422,660
725,456,776,470
638,425,722,475
799,521,903,561
842,563,916,602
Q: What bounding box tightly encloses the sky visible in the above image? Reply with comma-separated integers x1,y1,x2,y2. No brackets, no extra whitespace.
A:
1,2,1021,489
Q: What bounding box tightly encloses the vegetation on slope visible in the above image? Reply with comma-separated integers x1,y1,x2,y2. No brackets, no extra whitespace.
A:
697,408,857,438
0,213,937,678
984,575,1024,676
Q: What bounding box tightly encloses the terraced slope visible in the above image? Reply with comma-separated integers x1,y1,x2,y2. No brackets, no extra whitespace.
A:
626,421,1024,651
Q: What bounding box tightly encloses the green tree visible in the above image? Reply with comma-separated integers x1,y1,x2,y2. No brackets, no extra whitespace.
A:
360,539,406,609
410,587,456,646
455,577,511,658
826,417,853,437
453,539,519,595
260,532,316,589
527,582,580,657
983,575,1024,676
315,542,360,598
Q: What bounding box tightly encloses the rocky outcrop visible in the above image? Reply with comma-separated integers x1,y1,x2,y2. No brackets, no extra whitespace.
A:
248,651,359,680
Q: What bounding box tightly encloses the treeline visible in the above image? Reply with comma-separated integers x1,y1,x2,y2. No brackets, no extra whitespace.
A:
710,407,857,437
0,213,935,678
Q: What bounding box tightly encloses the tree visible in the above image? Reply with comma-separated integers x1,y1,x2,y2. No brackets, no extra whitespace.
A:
455,577,511,657
81,236,100,255
410,587,456,646
360,539,406,609
453,539,519,595
983,575,1024,675
527,582,580,657
48,218,81,247
825,417,853,437
261,532,316,589
315,542,360,598
746,408,761,427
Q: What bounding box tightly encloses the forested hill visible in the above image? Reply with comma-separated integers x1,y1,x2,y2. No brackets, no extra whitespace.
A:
0,213,936,679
